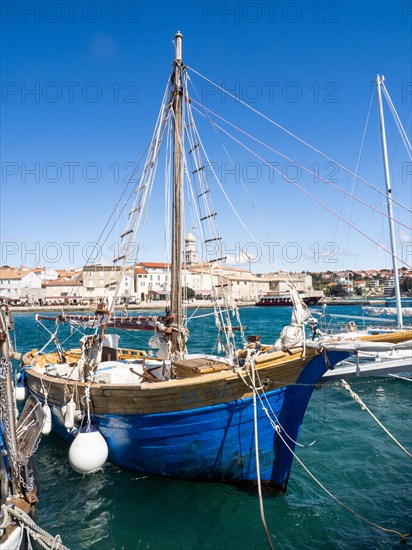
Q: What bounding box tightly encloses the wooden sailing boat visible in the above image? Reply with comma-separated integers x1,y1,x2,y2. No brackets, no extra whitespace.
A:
20,37,412,491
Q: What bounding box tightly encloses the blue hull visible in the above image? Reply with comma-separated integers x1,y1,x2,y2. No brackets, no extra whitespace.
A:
47,350,348,490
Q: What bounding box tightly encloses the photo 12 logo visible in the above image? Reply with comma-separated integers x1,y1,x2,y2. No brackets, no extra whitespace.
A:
1,82,140,104
1,2,140,24
203,240,340,265
201,80,340,105
1,161,140,185
201,2,340,23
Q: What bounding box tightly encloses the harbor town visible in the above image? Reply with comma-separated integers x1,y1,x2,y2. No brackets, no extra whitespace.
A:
0,239,411,309
1,3,411,548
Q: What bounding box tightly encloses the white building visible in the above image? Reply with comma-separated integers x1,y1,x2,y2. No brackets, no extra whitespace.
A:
0,268,42,304
82,265,134,303
135,266,149,301
35,268,60,281
383,278,395,298
41,277,83,305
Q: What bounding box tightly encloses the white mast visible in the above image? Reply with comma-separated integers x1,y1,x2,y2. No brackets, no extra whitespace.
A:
376,74,403,328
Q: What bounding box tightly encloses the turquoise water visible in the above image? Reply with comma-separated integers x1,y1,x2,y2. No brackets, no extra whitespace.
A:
11,307,412,549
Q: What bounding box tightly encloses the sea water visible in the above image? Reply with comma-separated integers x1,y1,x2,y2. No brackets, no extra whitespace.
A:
11,307,412,549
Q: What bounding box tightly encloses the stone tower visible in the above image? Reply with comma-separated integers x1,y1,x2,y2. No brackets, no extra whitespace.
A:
184,231,198,266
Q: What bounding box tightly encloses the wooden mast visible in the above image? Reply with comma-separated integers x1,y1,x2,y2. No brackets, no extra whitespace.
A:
170,32,184,355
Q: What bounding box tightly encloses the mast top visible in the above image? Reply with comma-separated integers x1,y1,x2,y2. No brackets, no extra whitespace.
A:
175,31,183,63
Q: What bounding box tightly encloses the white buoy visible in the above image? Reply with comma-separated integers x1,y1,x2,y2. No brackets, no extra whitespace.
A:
41,403,52,435
68,425,108,474
14,381,27,402
64,399,76,430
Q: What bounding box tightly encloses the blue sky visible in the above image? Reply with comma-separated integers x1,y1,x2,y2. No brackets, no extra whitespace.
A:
1,0,411,272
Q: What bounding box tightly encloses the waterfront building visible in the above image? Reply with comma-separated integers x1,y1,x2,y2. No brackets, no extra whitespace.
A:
0,268,42,304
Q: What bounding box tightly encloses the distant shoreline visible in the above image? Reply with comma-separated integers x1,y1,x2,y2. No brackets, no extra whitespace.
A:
6,297,385,313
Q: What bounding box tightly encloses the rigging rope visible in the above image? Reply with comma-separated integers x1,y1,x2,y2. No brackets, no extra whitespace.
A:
186,106,298,291
188,97,411,232
338,85,375,270
250,357,275,550
240,365,411,543
186,74,315,292
169,84,244,357
186,66,412,215
274,424,411,542
190,104,412,271
1,504,68,550
381,82,412,159
340,379,412,459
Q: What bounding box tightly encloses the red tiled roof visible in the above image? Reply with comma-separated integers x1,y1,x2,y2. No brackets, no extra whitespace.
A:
0,269,35,280
42,279,81,287
141,262,170,268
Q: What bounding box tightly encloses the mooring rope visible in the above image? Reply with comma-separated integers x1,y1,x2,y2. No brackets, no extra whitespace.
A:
274,426,411,542
340,379,412,459
1,504,69,550
250,358,275,550
239,361,411,543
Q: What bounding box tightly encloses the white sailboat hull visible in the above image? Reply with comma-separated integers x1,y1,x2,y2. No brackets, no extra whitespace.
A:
321,349,412,380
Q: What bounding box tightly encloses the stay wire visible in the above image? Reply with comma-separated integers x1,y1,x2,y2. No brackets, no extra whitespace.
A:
186,66,412,215
190,104,412,270
188,96,411,232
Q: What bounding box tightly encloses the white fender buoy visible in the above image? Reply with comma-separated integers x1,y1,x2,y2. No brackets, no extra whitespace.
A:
68,425,108,474
41,403,52,435
74,409,83,423
15,381,27,402
14,374,27,402
64,399,76,430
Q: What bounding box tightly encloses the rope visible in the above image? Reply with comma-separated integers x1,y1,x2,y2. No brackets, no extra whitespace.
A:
186,74,309,294
170,92,242,359
188,97,411,232
381,82,412,159
238,361,410,542
1,504,69,550
274,426,411,542
340,379,412,459
186,65,412,215
250,358,275,550
252,369,315,449
190,103,412,270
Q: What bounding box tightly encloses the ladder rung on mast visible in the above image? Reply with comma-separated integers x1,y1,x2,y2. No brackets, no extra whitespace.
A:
208,256,226,263
192,166,205,175
200,212,217,221
204,237,222,243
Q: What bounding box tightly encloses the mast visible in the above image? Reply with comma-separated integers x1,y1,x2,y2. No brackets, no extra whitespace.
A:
170,31,185,354
376,75,403,328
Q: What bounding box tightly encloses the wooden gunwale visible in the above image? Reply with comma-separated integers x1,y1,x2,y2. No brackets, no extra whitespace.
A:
23,347,315,414
23,330,412,415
